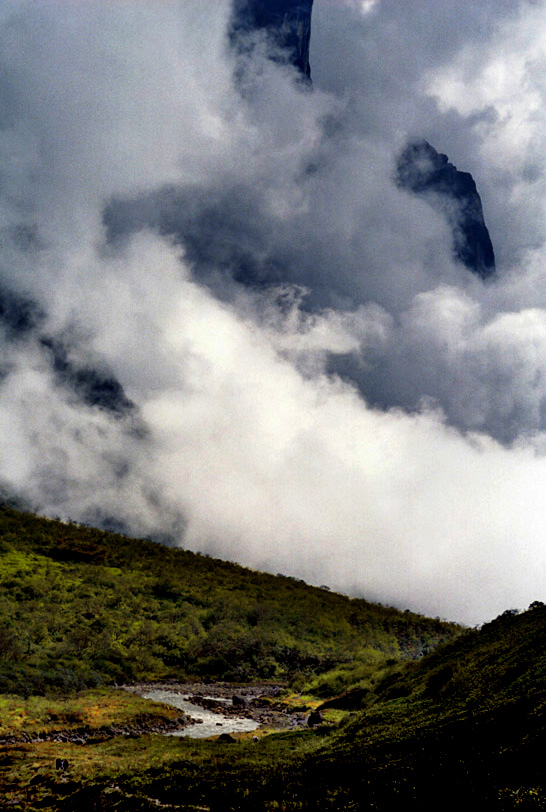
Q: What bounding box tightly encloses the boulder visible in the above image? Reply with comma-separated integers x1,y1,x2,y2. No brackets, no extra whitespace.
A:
318,687,370,711
217,732,237,743
307,709,323,727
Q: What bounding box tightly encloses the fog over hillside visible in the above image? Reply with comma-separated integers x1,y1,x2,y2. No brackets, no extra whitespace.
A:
1,0,546,624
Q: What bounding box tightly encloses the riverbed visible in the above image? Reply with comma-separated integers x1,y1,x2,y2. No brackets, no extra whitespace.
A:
129,682,310,738
140,688,259,739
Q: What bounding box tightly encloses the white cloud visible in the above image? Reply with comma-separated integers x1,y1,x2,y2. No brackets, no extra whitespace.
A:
3,0,546,624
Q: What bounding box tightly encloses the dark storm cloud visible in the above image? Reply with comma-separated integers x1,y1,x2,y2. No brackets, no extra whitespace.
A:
1,0,546,623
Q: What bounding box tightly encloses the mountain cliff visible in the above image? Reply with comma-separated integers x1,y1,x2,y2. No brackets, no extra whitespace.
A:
230,0,314,78
231,3,495,278
397,139,496,278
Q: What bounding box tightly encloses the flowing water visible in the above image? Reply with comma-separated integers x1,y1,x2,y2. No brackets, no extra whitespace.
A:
141,688,259,739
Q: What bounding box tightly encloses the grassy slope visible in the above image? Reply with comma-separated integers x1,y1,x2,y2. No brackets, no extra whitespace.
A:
0,690,181,740
0,506,459,695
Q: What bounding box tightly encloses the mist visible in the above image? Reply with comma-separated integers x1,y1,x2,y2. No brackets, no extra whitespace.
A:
1,0,546,624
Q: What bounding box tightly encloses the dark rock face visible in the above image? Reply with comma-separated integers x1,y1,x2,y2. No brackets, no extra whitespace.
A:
230,0,314,79
396,139,495,279
0,287,43,337
0,286,133,417
40,337,134,416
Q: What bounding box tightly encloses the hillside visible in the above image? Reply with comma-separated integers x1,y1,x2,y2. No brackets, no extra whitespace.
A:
1,508,545,809
0,506,459,696
311,603,546,808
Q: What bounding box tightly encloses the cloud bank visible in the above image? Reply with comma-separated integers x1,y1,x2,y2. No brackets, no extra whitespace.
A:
1,0,546,623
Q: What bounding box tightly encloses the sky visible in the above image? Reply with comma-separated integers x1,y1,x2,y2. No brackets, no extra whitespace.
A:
1,0,546,624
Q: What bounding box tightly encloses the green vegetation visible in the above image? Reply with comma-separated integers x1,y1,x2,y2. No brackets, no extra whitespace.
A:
0,506,458,695
7,604,539,811
0,689,180,738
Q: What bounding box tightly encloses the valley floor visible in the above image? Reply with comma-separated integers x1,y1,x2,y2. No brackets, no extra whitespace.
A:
2,675,546,811
0,683,335,811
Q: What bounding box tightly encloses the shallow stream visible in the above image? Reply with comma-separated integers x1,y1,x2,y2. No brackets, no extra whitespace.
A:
141,688,259,739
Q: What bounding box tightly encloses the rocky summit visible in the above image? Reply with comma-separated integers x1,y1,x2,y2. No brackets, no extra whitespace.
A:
396,139,496,279
230,0,314,79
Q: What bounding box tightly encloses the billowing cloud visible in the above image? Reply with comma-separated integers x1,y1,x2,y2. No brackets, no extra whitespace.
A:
2,0,546,624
